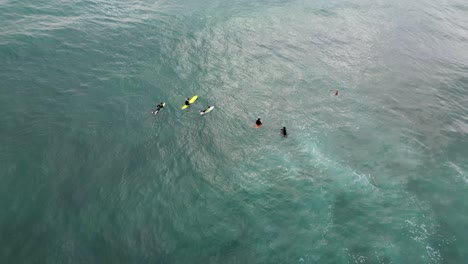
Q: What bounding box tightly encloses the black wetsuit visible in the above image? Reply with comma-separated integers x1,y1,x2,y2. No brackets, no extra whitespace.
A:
152,103,164,114
256,119,262,126
185,100,190,106
281,127,287,137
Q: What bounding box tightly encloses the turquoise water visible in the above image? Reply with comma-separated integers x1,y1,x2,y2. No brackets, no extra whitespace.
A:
1,0,468,263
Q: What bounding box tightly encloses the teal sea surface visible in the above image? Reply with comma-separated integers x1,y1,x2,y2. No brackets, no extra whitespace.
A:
1,0,468,263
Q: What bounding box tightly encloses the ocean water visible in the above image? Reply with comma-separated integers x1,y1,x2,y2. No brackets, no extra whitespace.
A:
1,0,468,263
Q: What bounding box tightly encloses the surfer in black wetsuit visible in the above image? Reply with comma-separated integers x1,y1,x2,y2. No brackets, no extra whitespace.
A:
280,126,287,137
256,118,263,126
152,102,164,114
200,106,212,114
185,98,190,106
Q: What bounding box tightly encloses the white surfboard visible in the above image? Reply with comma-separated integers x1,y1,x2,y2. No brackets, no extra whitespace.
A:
200,106,214,115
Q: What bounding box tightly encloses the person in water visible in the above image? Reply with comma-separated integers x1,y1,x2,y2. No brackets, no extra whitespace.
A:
152,102,164,114
330,90,339,96
185,98,190,106
200,106,212,114
256,118,263,126
280,126,288,137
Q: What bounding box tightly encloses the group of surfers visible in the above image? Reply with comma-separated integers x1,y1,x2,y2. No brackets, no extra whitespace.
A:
151,100,288,137
152,98,212,114
152,90,340,137
151,90,340,138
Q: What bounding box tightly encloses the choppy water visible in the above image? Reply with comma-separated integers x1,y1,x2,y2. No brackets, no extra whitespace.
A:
1,0,468,263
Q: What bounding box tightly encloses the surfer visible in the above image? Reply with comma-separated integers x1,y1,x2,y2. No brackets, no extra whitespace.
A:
181,96,198,110
330,90,339,96
200,106,212,115
152,102,165,114
255,118,263,127
280,127,287,137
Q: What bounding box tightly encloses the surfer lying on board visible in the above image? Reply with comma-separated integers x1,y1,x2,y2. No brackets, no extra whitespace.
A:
152,102,165,114
185,98,191,106
280,127,287,137
200,106,212,114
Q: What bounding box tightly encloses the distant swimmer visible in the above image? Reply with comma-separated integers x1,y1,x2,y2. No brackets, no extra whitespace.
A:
280,126,288,137
330,90,339,96
255,117,263,128
152,102,165,115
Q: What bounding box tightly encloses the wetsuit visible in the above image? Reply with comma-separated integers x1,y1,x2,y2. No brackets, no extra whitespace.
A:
256,119,262,126
152,103,164,114
281,127,287,137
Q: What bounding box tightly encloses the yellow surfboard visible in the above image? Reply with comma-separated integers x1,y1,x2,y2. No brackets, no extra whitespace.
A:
181,95,198,110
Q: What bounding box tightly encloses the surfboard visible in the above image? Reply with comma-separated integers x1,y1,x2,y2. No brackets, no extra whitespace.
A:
200,106,214,115
181,95,198,110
